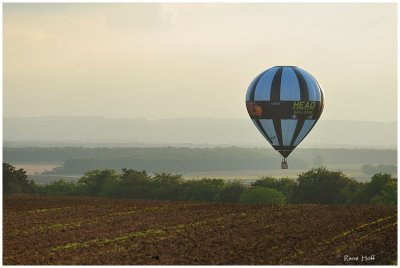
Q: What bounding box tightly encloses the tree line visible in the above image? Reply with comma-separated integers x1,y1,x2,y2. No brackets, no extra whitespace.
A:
3,163,397,205
361,164,397,175
4,147,397,175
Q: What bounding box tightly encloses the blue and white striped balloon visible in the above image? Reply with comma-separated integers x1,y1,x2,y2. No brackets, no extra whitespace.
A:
246,66,324,158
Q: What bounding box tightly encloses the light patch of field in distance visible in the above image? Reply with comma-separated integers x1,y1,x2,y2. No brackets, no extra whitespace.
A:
13,163,61,175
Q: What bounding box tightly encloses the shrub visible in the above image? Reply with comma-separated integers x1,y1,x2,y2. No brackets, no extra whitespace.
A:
291,167,355,204
77,169,119,196
216,180,247,203
240,187,286,205
181,178,225,202
118,169,152,199
353,173,394,204
41,179,77,196
251,176,296,201
371,180,397,205
150,172,184,200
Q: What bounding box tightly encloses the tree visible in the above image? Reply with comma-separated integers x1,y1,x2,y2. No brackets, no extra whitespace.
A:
3,163,35,194
371,180,397,205
291,167,355,204
77,169,119,196
367,173,392,198
240,187,286,205
150,172,184,200
250,176,277,188
333,179,363,204
354,173,395,204
182,178,225,202
41,179,77,196
118,169,151,199
216,180,247,203
361,164,376,175
376,164,397,175
251,176,296,201
362,164,397,176
152,172,183,184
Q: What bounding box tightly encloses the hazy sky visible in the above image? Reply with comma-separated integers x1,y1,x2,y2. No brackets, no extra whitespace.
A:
4,3,397,121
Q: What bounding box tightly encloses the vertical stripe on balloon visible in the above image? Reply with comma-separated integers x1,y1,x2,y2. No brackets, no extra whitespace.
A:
281,120,298,146
252,119,273,145
292,67,309,101
290,119,305,146
309,74,322,102
273,119,283,146
293,119,315,146
254,67,279,101
297,68,318,101
260,119,280,146
248,70,267,102
270,67,283,101
280,67,301,101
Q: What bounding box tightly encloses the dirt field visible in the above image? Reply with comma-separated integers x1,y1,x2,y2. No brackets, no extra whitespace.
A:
3,195,397,265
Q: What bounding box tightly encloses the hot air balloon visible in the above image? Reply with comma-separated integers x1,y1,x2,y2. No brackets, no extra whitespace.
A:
245,66,324,169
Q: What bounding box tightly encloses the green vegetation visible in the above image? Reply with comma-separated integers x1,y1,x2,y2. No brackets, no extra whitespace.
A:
3,163,397,205
353,173,397,205
250,176,295,201
292,168,357,205
240,187,286,205
3,163,36,194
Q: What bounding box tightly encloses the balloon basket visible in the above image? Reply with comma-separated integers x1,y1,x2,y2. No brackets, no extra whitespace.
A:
281,159,288,169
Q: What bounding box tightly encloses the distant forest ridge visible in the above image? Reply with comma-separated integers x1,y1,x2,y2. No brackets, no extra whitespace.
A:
4,147,397,175
3,117,397,148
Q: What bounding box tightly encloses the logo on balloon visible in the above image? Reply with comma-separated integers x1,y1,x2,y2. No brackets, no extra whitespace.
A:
246,102,263,116
293,101,316,116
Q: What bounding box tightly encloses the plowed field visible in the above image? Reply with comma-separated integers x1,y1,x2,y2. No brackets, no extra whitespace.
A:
3,196,397,265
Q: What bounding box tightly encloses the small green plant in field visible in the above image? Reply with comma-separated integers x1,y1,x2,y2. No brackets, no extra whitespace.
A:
320,214,396,245
334,220,397,255
28,207,72,213
50,214,231,253
53,242,81,251
48,221,82,230
109,204,171,217
9,220,83,237
356,222,397,242
51,228,167,252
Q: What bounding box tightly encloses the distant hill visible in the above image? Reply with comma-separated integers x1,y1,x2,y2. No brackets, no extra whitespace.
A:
3,116,396,148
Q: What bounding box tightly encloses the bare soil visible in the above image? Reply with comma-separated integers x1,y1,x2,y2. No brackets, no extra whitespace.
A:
3,195,397,265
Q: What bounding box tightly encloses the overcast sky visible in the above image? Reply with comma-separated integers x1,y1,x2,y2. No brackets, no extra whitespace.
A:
4,3,397,121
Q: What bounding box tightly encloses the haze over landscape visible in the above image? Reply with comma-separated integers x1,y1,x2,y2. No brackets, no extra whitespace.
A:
3,2,397,178
4,3,397,179
4,116,397,149
4,3,396,122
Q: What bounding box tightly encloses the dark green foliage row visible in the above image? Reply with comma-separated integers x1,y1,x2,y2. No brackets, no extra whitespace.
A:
240,188,286,205
4,147,397,174
3,163,397,205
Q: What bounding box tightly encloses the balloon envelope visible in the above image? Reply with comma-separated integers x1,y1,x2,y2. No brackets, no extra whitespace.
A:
245,66,324,158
